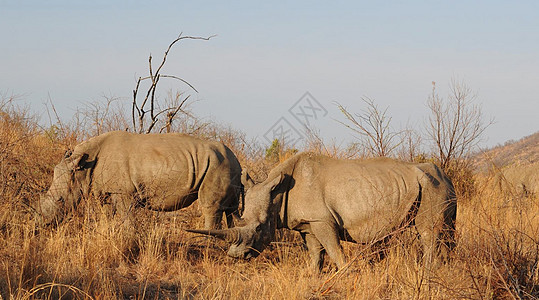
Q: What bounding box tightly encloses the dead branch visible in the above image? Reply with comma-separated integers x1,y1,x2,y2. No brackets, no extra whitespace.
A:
336,97,401,157
426,80,493,170
159,95,191,133
132,33,214,134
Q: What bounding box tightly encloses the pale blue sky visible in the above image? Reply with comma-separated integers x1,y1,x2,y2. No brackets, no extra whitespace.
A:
1,1,538,148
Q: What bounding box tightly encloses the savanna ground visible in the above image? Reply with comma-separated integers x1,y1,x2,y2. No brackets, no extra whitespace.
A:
1,93,539,300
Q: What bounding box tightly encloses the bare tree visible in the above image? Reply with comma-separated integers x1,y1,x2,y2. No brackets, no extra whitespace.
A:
79,94,131,136
426,79,492,171
132,33,215,134
336,97,401,157
398,126,423,162
303,125,349,158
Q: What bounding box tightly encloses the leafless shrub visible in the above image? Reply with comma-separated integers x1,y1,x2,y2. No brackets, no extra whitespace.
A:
79,94,131,136
131,33,214,134
158,90,207,134
426,79,493,171
397,126,423,162
42,97,83,148
337,97,401,157
303,126,357,159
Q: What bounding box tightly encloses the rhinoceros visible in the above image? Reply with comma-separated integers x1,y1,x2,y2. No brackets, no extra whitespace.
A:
37,131,244,229
188,152,457,271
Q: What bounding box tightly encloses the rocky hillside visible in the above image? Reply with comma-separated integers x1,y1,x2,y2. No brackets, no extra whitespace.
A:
474,131,539,170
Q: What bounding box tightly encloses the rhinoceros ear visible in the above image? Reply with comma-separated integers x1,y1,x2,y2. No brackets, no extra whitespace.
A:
241,169,255,190
64,149,73,158
268,172,285,191
66,153,92,171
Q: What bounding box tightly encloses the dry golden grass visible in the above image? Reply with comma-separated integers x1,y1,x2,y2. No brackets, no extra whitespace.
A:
474,132,539,170
5,193,538,299
1,101,539,299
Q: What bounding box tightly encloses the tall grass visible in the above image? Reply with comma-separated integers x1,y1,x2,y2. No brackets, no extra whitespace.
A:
1,98,538,299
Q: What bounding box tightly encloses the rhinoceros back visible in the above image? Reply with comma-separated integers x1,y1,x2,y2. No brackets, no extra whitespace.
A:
75,131,240,211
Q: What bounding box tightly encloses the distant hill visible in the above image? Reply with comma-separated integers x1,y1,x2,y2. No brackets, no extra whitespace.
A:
473,131,539,171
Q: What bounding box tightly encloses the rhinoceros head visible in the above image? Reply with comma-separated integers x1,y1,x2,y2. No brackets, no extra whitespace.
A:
188,173,283,259
36,151,92,227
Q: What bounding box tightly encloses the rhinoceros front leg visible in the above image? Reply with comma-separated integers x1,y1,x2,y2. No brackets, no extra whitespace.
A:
199,194,238,229
301,232,325,272
309,222,346,271
199,180,233,230
224,207,236,228
199,205,223,230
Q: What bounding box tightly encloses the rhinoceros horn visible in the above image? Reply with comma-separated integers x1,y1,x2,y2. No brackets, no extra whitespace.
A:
186,228,240,243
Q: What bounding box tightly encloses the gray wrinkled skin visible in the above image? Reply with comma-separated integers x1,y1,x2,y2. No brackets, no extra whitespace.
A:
198,152,457,272
37,131,243,229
